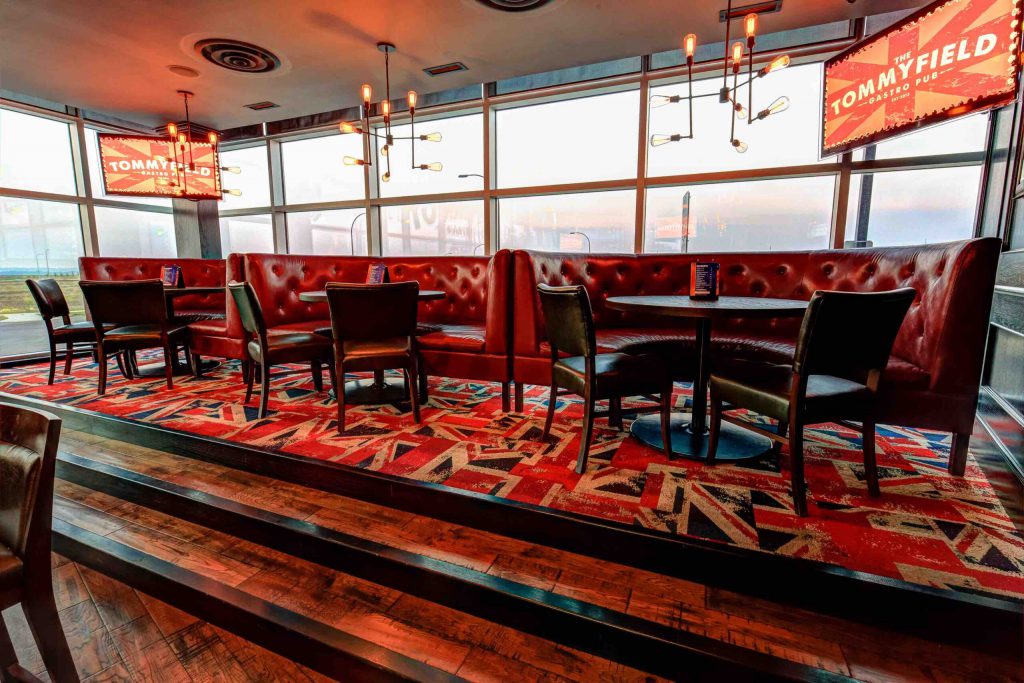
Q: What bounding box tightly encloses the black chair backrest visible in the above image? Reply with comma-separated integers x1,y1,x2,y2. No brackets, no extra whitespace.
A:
793,288,916,385
326,282,419,343
227,281,267,340
79,279,167,326
25,279,70,323
537,284,596,359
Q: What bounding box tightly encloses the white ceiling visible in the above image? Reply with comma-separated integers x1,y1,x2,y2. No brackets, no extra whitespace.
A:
0,0,924,131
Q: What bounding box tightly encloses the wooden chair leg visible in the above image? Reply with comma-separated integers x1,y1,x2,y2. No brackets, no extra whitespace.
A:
181,344,193,376
258,365,271,418
707,394,722,464
0,616,18,678
541,381,558,441
408,357,422,424
418,365,429,405
336,363,347,433
113,351,129,381
609,396,623,430
863,420,880,497
46,342,58,385
63,343,74,375
310,359,324,393
948,432,970,476
576,390,596,475
162,344,174,390
789,412,808,516
514,382,525,413
23,592,79,683
773,420,788,455
96,345,108,396
660,383,673,460
128,350,139,376
191,354,202,379
326,361,338,398
243,360,254,404
501,382,511,413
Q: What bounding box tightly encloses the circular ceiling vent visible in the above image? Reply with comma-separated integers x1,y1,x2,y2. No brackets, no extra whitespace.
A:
194,39,281,73
475,0,554,11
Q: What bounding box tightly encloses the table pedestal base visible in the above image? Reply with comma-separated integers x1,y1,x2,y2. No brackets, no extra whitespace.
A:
135,359,220,378
630,414,771,461
340,377,408,404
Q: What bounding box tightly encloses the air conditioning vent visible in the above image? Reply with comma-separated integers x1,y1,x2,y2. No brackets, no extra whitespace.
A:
719,0,782,22
475,0,553,10
195,39,281,73
245,101,280,111
424,62,469,77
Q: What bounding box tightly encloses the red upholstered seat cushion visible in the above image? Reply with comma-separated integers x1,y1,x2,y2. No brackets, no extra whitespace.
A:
883,357,930,389
417,324,486,352
187,320,228,336
272,320,333,335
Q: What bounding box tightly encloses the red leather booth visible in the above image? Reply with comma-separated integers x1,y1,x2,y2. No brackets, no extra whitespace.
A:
78,256,228,322
511,239,1001,475
218,252,513,409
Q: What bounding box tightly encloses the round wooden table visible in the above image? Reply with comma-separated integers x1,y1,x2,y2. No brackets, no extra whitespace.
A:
298,288,446,403
606,295,808,460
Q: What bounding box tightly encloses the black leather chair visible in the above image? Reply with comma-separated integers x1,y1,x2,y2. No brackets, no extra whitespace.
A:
79,280,190,394
228,282,335,419
0,403,80,682
537,284,673,474
25,279,126,384
708,288,916,516
326,282,422,433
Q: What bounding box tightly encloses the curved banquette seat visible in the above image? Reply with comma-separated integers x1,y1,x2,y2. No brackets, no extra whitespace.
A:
511,239,1002,474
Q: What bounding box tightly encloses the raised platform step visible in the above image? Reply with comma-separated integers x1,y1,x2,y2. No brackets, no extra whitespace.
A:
54,428,1024,682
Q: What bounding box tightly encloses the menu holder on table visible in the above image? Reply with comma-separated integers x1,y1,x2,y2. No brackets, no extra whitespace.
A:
160,264,182,287
366,263,390,284
689,261,720,300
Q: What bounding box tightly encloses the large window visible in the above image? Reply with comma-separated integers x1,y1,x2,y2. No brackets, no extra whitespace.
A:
499,190,636,253
219,214,274,254
496,90,640,188
381,201,484,256
218,144,271,210
644,177,835,253
0,108,77,195
94,206,176,257
376,113,484,197
0,197,85,356
647,63,832,177
287,209,367,255
282,134,364,204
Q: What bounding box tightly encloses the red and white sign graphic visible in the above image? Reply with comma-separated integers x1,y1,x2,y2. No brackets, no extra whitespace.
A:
823,0,1022,156
98,134,223,200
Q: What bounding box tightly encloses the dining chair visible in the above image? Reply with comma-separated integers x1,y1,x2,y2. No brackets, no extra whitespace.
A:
79,280,190,394
25,279,128,385
0,402,80,682
707,288,916,516
228,282,335,419
325,282,422,433
537,284,674,474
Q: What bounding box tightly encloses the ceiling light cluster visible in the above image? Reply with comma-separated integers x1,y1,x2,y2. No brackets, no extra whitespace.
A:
339,42,442,184
159,90,241,197
650,0,791,154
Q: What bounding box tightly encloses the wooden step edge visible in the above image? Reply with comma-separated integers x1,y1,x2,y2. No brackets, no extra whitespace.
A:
58,452,843,683
52,517,462,683
8,392,1021,655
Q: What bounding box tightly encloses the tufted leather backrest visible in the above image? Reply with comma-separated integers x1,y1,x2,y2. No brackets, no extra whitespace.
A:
79,256,227,314
0,403,60,564
25,278,70,322
514,238,1001,395
240,251,512,354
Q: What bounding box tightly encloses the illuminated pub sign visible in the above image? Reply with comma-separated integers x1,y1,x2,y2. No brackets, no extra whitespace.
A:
822,0,1022,156
97,134,222,200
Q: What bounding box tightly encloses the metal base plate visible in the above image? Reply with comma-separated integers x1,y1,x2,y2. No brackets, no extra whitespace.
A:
135,359,219,378
630,414,771,461
334,378,409,404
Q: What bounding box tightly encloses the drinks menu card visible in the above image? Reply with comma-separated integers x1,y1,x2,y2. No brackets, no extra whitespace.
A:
689,261,720,300
160,265,182,287
366,263,389,284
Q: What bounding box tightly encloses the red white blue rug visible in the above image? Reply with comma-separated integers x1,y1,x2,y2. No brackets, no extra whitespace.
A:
2,355,1022,601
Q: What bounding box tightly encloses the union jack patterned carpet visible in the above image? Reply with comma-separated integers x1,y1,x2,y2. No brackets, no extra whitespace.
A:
2,354,1022,602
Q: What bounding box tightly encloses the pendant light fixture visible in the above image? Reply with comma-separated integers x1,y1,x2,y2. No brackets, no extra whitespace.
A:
158,91,241,198
649,0,791,154
339,42,443,183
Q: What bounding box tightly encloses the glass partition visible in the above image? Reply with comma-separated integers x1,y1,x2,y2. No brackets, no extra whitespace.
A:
287,209,368,255
282,134,364,204
0,108,77,195
381,201,484,256
219,214,274,254
94,206,176,258
218,144,271,209
499,190,636,252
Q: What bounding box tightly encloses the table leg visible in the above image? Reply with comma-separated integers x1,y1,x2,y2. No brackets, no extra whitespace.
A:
629,317,772,461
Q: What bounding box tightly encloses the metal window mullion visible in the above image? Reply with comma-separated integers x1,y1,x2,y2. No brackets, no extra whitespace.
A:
483,83,497,255
831,152,853,249
634,56,651,253
267,140,287,252
363,116,379,256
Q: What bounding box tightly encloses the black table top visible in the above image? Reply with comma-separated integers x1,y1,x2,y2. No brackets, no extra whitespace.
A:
606,295,808,319
298,289,445,303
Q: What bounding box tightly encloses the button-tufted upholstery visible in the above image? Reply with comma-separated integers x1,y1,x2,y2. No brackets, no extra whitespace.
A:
186,254,246,363
234,252,513,401
79,256,228,317
512,239,1001,460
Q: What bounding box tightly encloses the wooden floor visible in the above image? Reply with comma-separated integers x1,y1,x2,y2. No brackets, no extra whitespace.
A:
3,554,329,682
13,426,1023,682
